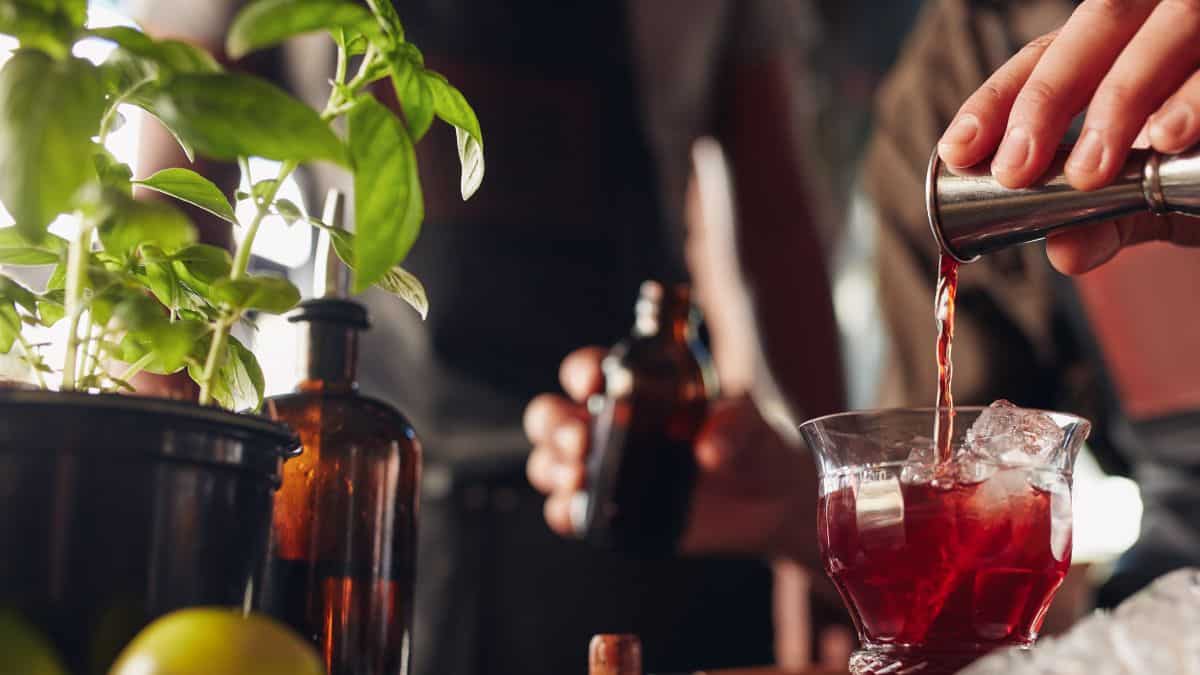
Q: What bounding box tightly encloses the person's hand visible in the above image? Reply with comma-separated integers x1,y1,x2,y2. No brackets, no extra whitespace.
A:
936,0,1200,274
523,346,820,567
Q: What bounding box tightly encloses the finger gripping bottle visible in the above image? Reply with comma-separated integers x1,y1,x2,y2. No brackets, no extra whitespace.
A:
571,281,714,555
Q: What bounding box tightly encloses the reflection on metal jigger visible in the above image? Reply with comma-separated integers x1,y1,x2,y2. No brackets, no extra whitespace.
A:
926,144,1200,262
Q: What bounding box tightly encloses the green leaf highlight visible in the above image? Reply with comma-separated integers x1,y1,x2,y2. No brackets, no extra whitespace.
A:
347,96,422,291
134,168,236,224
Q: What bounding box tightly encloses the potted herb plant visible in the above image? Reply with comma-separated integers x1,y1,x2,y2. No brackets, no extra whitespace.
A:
0,1,481,672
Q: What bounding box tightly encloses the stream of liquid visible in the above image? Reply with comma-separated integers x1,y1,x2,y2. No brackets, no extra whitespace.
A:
934,254,960,463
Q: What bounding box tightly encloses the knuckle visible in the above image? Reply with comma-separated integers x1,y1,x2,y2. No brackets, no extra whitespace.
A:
1079,0,1142,19
1015,78,1061,112
970,81,1007,109
1024,30,1059,53
1093,81,1139,114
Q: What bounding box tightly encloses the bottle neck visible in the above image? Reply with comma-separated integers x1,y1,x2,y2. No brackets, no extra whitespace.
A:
632,281,693,342
633,309,692,342
297,320,360,393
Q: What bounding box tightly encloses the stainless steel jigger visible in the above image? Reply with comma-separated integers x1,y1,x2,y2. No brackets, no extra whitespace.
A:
927,144,1200,262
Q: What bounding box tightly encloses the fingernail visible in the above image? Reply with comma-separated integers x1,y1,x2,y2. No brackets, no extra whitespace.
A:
554,422,585,456
939,114,979,148
992,127,1032,172
1150,105,1194,149
1067,129,1106,174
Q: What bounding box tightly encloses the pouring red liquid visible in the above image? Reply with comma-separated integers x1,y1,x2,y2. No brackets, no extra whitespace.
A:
934,254,959,464
802,252,1088,675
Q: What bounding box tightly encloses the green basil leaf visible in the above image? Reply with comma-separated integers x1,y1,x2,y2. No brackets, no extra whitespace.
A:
389,46,433,141
347,96,422,291
332,26,368,56
112,293,170,340
105,109,127,134
229,336,265,411
274,198,302,225
212,275,300,313
144,73,347,165
328,227,355,268
310,221,428,317
89,27,221,74
55,0,85,28
134,104,196,163
138,259,178,308
110,75,196,163
99,48,156,96
45,261,66,291
0,275,37,313
0,52,106,240
376,264,428,319
0,302,19,353
137,243,169,262
187,334,263,411
172,244,232,282
251,179,279,202
0,226,66,265
120,318,206,375
133,168,237,224
227,0,378,59
98,195,196,257
364,0,403,40
89,24,152,51
89,293,115,327
0,1,75,57
424,71,483,199
37,289,64,327
93,148,134,195
307,215,356,264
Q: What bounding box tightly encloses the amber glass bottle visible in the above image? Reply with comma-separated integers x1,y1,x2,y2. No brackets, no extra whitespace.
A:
259,193,421,675
590,634,643,675
573,281,713,555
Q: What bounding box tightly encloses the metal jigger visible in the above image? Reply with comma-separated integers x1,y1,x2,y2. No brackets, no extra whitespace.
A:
927,144,1200,262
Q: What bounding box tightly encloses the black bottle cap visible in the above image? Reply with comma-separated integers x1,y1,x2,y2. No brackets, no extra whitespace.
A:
288,298,369,330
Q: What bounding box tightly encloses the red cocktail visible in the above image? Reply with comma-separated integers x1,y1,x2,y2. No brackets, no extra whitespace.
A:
800,407,1090,674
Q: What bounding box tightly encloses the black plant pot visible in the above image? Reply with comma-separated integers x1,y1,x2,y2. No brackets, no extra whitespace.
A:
0,390,298,674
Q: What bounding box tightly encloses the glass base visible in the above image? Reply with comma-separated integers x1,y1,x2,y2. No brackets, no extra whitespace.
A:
849,644,1021,674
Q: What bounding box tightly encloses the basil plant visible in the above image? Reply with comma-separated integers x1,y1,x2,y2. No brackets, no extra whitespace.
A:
0,0,482,410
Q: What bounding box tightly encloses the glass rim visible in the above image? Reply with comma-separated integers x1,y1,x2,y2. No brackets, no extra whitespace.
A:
817,458,1075,479
798,405,1091,429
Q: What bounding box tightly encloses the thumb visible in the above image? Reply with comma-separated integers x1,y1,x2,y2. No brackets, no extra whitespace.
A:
559,346,607,403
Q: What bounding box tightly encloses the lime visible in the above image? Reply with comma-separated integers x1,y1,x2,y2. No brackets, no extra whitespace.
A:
0,610,67,675
108,608,324,675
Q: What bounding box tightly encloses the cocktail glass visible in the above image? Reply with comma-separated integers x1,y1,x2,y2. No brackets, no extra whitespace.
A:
799,407,1090,674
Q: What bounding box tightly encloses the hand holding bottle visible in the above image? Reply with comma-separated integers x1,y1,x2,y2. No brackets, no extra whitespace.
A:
524,346,820,567
936,0,1200,273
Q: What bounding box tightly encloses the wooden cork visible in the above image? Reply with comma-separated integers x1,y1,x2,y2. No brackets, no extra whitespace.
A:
589,634,642,675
